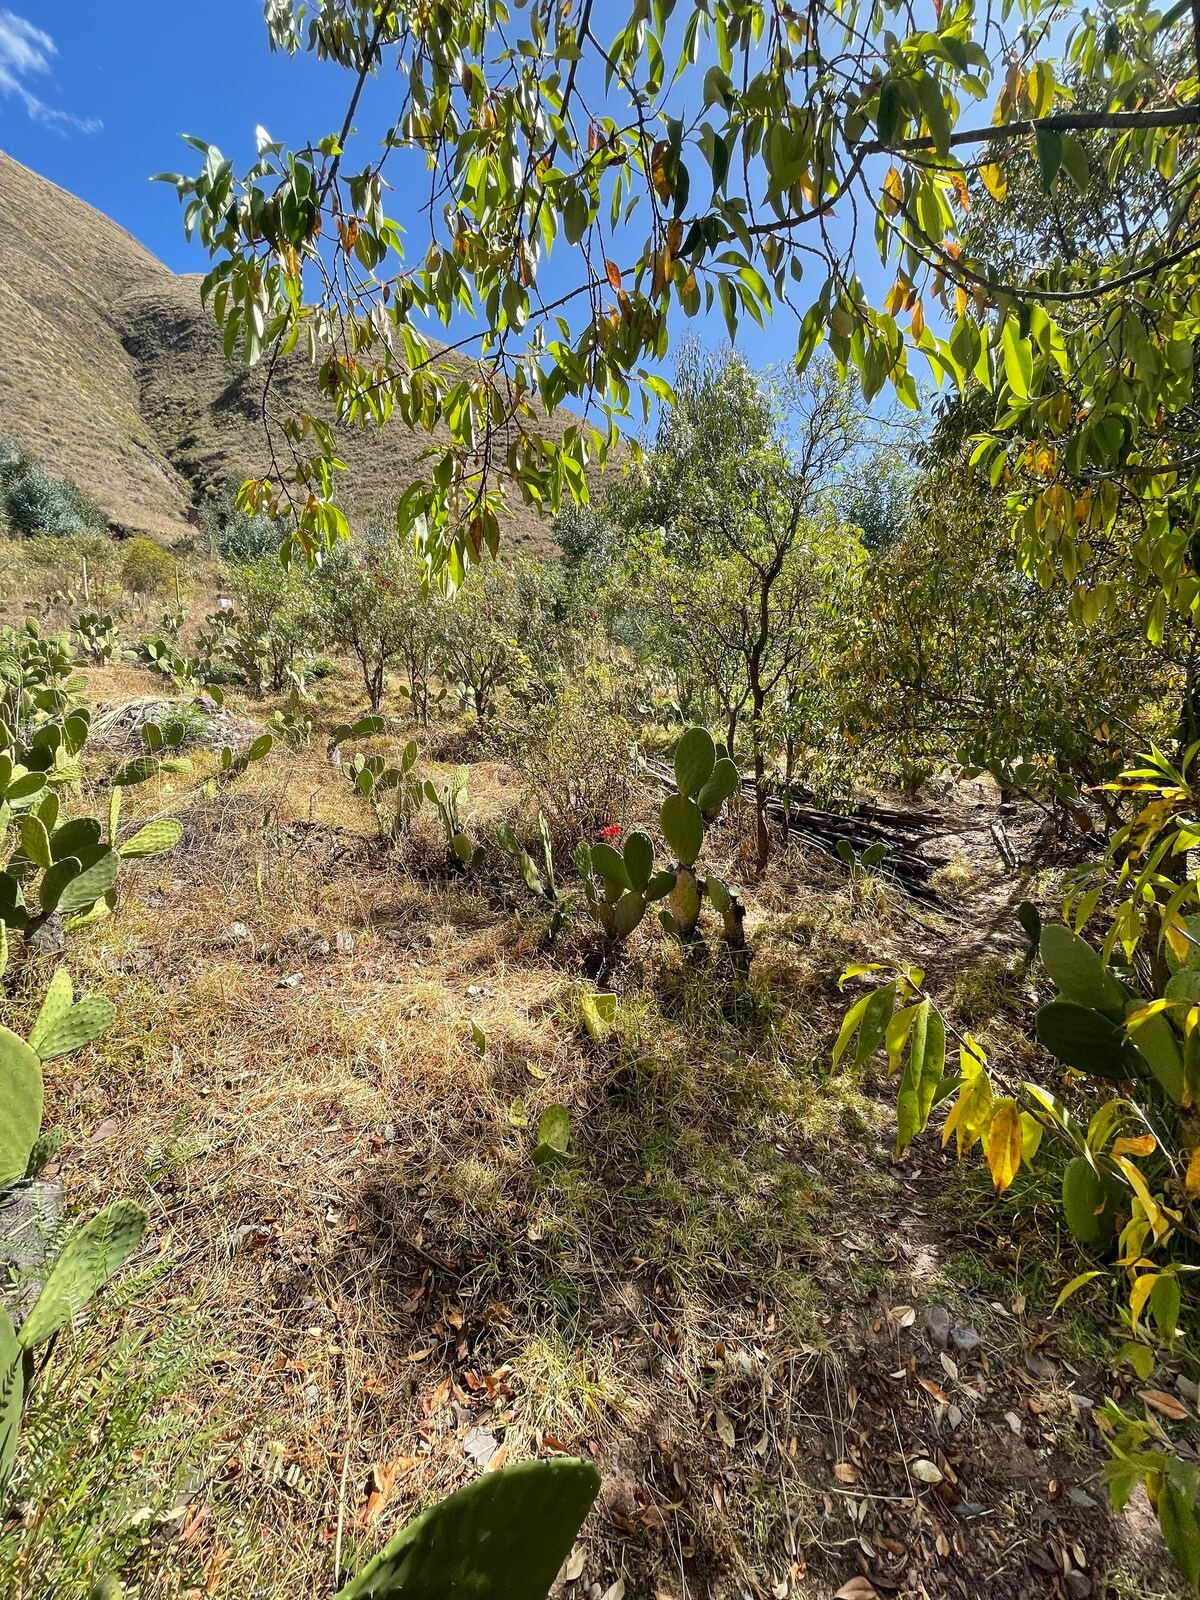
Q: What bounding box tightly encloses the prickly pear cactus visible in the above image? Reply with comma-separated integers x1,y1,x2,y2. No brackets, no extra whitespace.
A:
0,1026,43,1189
0,1304,22,1491
17,1199,150,1350
335,1457,600,1600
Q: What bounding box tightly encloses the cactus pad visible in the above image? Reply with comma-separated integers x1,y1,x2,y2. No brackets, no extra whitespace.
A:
1035,1000,1140,1081
118,818,184,859
1039,924,1126,1017
57,851,121,915
661,794,703,867
0,1304,23,1491
0,1025,43,1188
674,727,716,798
28,968,73,1056
697,757,739,813
18,1200,150,1349
622,831,653,893
34,997,116,1062
335,1456,600,1600
532,1104,571,1165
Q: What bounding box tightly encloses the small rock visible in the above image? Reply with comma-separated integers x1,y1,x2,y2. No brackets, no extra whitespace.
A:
277,972,301,989
1065,1571,1092,1598
1025,1351,1058,1381
923,1305,951,1350
308,937,331,959
219,921,249,946
26,913,65,958
951,1322,981,1354
1067,1391,1095,1414
383,1122,398,1143
1004,1410,1023,1435
335,930,355,955
303,1384,321,1412
1068,1488,1097,1510
464,1427,499,1468
466,984,483,997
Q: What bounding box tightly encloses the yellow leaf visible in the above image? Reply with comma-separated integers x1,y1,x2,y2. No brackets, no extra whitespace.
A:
883,165,904,209
942,1070,993,1156
986,1098,1023,1193
980,162,1007,201
1111,1134,1157,1160
1186,1147,1200,1197
1129,1271,1159,1330
910,299,925,341
1163,914,1192,965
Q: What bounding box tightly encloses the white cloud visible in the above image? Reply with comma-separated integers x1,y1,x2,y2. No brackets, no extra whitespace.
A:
0,10,101,133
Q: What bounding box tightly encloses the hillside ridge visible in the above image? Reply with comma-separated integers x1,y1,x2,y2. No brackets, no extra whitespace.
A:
0,149,567,551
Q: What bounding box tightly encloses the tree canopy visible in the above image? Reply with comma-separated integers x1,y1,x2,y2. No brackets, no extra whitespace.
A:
162,0,1200,611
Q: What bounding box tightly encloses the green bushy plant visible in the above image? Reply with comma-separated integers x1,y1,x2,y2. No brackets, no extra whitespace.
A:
497,812,570,935
0,440,103,540
120,538,176,599
317,528,439,717
508,670,637,848
227,555,319,695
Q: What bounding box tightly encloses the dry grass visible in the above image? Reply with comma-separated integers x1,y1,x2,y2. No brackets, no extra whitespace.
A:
3,659,1185,1600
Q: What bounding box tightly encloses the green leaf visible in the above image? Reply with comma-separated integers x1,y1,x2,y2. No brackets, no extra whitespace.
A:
1052,1269,1104,1312
1158,1480,1200,1590
853,983,895,1069
895,1000,945,1155
1001,319,1033,400
1034,127,1062,191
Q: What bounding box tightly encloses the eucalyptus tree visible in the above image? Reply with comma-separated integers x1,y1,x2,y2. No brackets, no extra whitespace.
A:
159,0,1200,636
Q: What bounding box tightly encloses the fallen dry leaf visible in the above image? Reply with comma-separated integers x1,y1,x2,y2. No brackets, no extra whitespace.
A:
910,1457,944,1484
714,1409,736,1448
834,1461,861,1484
834,1579,881,1600
1139,1387,1189,1420
563,1549,586,1582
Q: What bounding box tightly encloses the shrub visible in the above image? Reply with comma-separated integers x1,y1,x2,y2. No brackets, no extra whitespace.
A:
121,536,176,598
316,528,438,715
227,554,320,693
0,436,103,538
203,476,281,562
508,668,637,846
434,556,558,720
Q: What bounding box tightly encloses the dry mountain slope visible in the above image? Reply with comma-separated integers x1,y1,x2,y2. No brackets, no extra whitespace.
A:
0,150,577,551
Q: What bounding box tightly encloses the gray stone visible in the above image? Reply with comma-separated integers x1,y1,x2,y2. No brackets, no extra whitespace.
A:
1065,1570,1091,1598
950,1322,982,1354
1068,1488,1097,1510
0,1180,65,1331
464,1427,499,1468
1025,1351,1058,1381
923,1305,951,1350
335,930,355,955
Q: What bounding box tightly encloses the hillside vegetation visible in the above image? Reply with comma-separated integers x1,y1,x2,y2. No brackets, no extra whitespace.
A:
0,151,573,552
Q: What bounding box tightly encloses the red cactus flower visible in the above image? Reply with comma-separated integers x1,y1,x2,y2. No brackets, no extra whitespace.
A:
598,824,622,843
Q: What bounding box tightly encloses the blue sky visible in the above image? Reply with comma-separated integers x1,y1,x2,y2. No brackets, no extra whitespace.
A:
0,0,837,378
